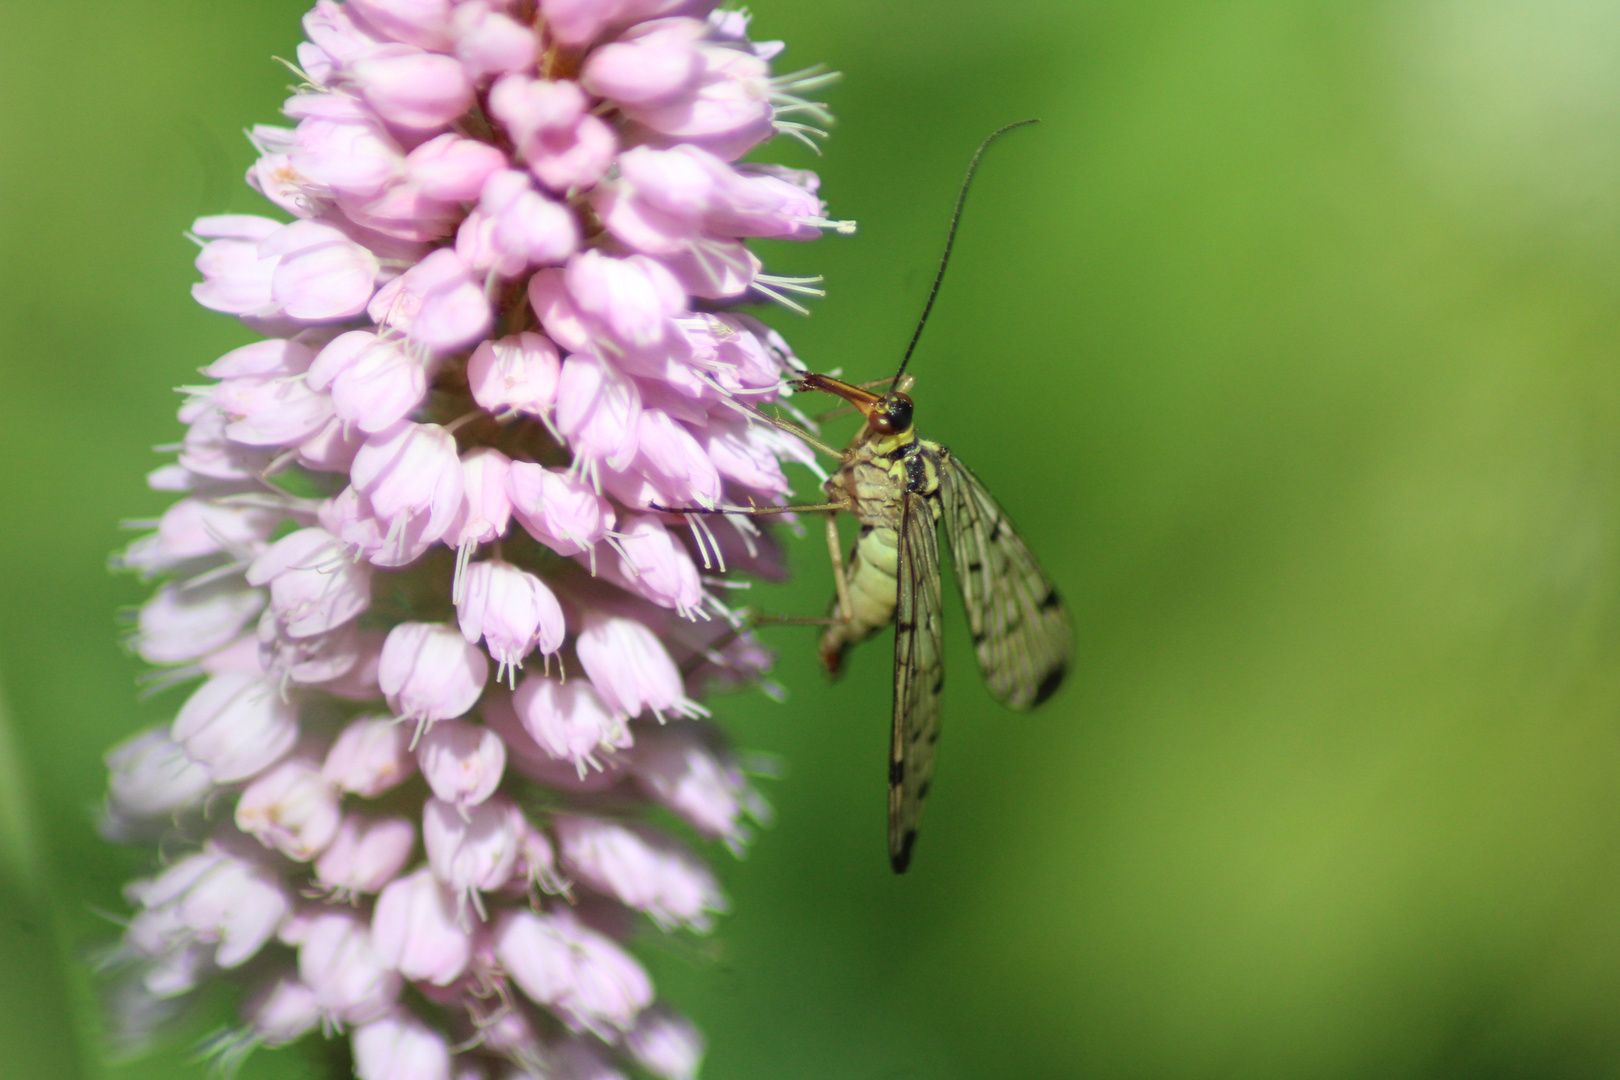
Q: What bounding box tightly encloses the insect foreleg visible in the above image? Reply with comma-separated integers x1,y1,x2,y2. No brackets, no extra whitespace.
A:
825,511,854,623
650,498,851,516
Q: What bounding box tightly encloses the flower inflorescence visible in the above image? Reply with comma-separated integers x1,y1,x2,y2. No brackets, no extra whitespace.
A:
103,2,847,1077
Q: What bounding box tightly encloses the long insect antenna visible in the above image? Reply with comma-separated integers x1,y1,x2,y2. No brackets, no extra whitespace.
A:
891,118,1040,386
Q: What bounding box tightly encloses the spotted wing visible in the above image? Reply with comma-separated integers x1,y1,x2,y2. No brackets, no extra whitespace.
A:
940,454,1070,709
890,490,945,873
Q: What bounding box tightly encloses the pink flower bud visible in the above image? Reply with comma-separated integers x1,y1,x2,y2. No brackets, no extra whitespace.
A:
564,249,687,354
511,675,630,775
416,719,506,809
700,419,791,495
453,3,537,82
179,405,276,480
422,795,521,901
352,1008,453,1080
135,579,265,665
205,336,317,378
368,248,491,352
601,515,704,618
315,814,417,896
487,74,616,192
372,866,473,985
492,907,652,1034
553,348,643,471
236,757,343,861
379,622,489,725
247,527,373,637
456,560,565,676
506,462,615,557
262,220,383,321
553,816,724,931
321,486,438,568
308,331,431,434
324,715,418,796
346,0,455,52
454,447,513,555
124,844,291,976
634,410,720,508
243,974,321,1047
483,687,630,791
351,421,466,544
406,133,507,201
190,214,281,316
352,45,474,132
172,672,299,783
626,1005,705,1080
103,728,213,823
213,372,335,447
288,92,408,200
294,910,402,1025
297,415,367,472
257,615,366,686
117,498,281,577
303,0,391,70
581,20,704,106
466,332,560,417
628,723,763,845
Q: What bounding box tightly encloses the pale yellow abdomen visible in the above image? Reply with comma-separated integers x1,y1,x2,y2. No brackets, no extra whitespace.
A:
818,526,900,673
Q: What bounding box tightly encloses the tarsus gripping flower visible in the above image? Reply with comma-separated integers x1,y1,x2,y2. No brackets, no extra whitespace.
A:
103,3,849,1077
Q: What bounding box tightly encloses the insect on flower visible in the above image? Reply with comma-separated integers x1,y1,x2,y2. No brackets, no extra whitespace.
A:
657,120,1071,872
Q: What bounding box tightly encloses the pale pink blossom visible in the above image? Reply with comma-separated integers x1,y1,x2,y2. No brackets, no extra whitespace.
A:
102,728,213,828
553,816,724,931
423,795,522,906
171,672,298,783
247,527,373,637
511,674,630,775
352,45,475,132
626,1005,705,1080
372,867,473,984
236,757,343,861
352,1008,453,1080
368,248,491,351
134,579,266,665
576,613,701,720
506,462,615,556
456,560,565,677
379,621,489,726
416,719,506,809
243,975,322,1047
290,909,402,1024
308,331,431,433
314,814,417,896
493,907,652,1034
351,421,467,544
116,497,281,577
465,332,560,418
488,74,616,192
324,715,418,796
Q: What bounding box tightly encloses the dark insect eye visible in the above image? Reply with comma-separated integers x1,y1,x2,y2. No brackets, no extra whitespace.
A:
882,394,914,433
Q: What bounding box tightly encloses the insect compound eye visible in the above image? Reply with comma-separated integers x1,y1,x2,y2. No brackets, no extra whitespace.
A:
880,394,914,434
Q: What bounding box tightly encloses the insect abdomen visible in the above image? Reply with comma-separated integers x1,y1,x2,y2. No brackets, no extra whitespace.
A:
818,525,900,674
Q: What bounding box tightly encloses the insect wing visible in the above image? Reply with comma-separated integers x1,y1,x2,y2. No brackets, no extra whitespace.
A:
940,455,1071,709
890,491,945,873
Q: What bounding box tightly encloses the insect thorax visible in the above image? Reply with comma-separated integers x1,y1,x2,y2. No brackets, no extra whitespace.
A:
827,436,946,528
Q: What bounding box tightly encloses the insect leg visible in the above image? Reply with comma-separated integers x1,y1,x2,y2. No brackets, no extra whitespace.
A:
650,499,850,516
825,511,854,622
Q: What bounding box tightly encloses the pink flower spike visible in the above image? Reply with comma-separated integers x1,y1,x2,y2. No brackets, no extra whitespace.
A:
422,795,521,911
379,622,490,730
492,907,652,1034
295,910,402,1026
123,843,291,975
324,715,418,796
190,215,281,316
352,1009,453,1080
487,74,617,192
352,45,475,133
626,1005,705,1080
171,672,298,784
405,134,507,202
247,527,373,638
315,814,417,897
236,757,343,862
456,560,565,681
117,497,281,577
511,675,630,776
368,248,491,351
553,816,724,931
262,220,383,321
417,719,506,810
466,332,560,418
372,867,473,985
351,421,467,544
135,579,265,665
506,462,615,557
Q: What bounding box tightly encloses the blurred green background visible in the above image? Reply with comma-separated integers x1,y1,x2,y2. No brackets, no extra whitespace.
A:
8,1,1620,1077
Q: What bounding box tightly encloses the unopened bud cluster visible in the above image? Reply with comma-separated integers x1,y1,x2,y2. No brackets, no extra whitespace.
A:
103,2,848,1077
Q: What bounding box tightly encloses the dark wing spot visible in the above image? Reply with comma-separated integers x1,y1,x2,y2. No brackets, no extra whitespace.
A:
891,830,918,874
971,630,988,644
916,781,931,800
895,619,915,631
987,520,1003,542
1033,663,1067,706
1039,588,1063,612
859,524,874,538
931,672,944,693
927,729,940,745
966,561,984,572
889,758,905,786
